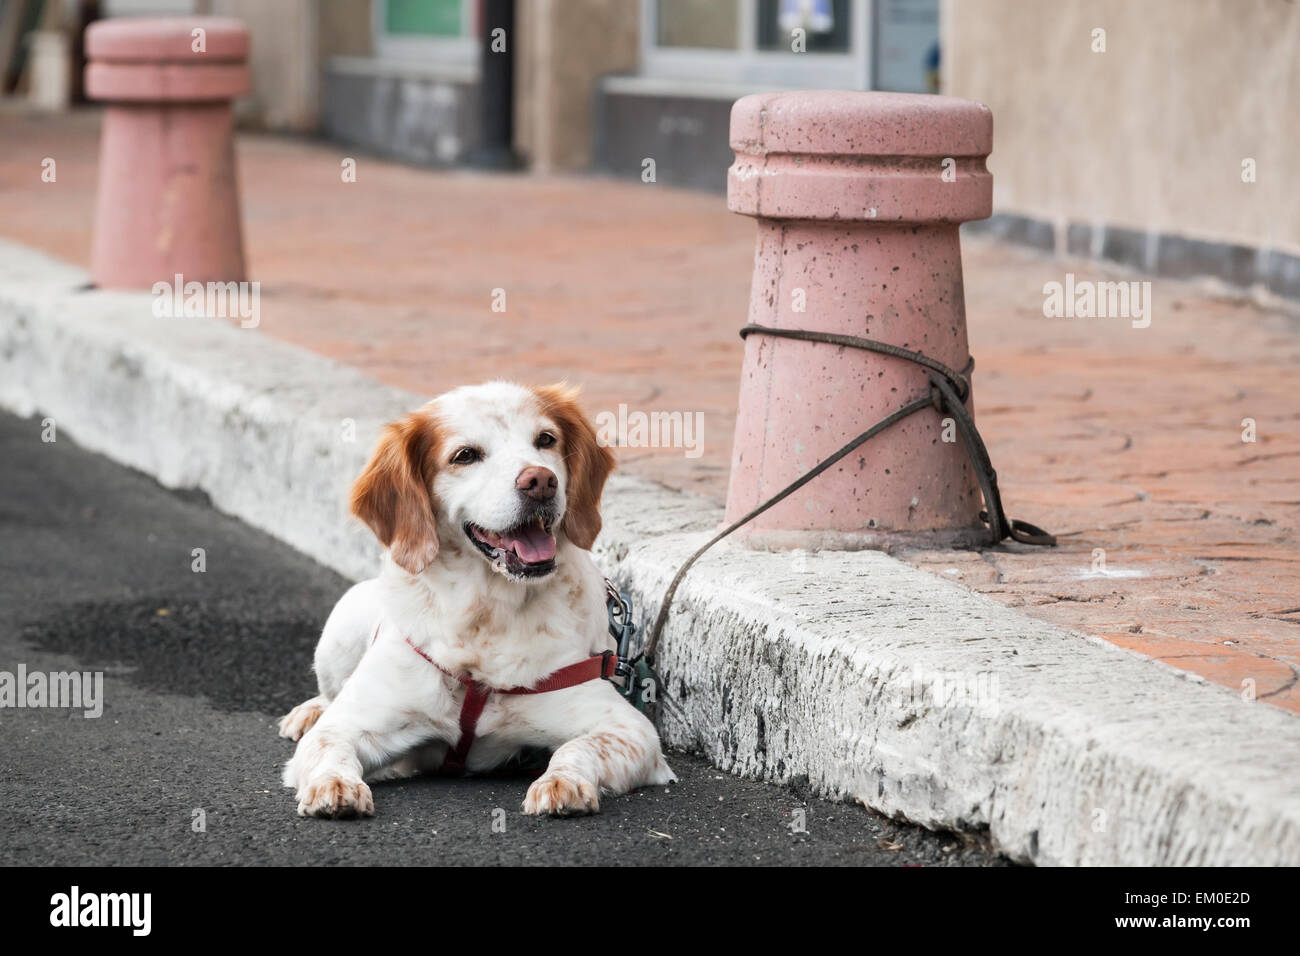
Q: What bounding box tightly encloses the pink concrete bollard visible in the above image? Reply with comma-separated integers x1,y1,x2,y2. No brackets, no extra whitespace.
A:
724,90,994,549
85,17,250,290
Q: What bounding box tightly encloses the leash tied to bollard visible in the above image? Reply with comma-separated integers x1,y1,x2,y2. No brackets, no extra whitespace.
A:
616,323,1056,718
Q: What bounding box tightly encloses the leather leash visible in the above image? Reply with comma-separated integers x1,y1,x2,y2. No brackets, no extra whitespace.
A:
640,323,1056,665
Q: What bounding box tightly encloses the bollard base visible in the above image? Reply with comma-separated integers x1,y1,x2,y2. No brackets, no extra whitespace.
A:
85,17,250,290
726,525,993,555
723,90,995,545
90,101,246,290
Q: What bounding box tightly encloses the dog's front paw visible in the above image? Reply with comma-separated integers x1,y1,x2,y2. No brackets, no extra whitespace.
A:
522,771,600,816
278,696,326,741
296,777,374,819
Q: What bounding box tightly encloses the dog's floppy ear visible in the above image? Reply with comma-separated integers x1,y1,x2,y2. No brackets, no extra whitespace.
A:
350,411,442,574
533,383,615,550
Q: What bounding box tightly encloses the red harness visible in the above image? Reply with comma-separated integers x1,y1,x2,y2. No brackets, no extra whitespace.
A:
372,624,618,775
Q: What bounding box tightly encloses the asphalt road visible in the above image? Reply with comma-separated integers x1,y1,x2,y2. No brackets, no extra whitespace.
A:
0,411,1008,866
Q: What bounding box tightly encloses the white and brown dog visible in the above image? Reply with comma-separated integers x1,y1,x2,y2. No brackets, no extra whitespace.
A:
279,382,674,818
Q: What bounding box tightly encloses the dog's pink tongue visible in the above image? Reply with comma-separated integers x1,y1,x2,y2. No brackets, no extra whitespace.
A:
505,524,556,563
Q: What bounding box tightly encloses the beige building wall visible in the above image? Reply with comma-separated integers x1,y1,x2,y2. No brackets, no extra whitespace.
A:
516,0,639,172
943,0,1300,255
214,0,319,131
319,0,374,59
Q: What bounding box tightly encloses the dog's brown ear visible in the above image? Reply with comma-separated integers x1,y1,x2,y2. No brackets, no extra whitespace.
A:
533,383,615,550
350,411,442,574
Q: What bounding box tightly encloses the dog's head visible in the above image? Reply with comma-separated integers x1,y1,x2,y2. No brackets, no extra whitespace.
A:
350,382,615,581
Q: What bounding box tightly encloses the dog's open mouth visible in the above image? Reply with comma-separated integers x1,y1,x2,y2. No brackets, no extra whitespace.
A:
464,517,557,578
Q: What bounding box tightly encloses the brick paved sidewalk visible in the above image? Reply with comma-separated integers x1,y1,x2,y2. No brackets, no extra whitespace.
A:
5,108,1298,713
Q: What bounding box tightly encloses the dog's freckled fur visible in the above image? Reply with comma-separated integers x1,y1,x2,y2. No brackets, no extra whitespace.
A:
464,599,495,637
281,381,675,818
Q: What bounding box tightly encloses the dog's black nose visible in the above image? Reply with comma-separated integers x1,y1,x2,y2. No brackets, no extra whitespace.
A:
516,466,558,502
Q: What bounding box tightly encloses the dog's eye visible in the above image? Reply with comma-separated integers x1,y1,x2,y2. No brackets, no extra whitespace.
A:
450,447,481,465
535,431,557,450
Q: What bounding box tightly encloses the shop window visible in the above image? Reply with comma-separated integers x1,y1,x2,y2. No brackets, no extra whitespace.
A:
642,0,937,92
375,0,477,66
756,0,852,54
657,0,741,49
385,0,465,38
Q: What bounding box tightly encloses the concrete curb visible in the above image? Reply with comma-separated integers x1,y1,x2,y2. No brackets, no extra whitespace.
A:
3,239,1298,866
